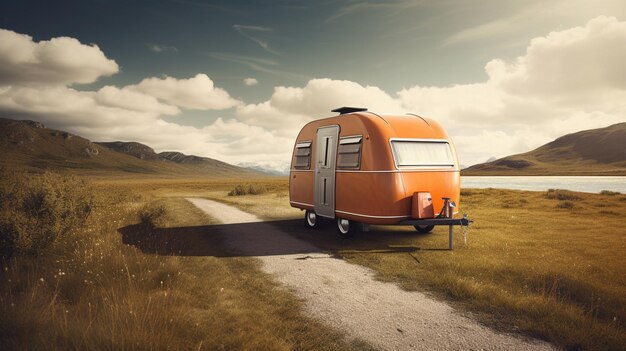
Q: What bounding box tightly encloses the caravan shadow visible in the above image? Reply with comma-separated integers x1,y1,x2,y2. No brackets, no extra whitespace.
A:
118,218,431,257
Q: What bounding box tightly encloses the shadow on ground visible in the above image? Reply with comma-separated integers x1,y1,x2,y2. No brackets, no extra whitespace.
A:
118,218,447,257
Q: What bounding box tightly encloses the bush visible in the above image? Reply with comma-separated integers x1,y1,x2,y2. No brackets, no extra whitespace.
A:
556,201,575,209
0,171,93,257
460,189,475,196
599,190,620,196
545,189,581,201
138,203,166,228
228,184,267,196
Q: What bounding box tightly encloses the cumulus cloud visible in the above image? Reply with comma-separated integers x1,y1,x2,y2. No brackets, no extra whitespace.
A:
398,16,626,164
0,28,118,86
496,16,626,97
132,74,240,110
244,77,258,86
0,83,292,168
96,86,180,115
235,78,403,135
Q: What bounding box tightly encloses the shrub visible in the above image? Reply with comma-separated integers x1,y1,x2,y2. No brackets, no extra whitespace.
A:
0,171,93,257
460,189,475,196
545,189,581,201
246,184,267,195
556,201,575,209
228,184,267,196
228,184,247,196
138,203,166,229
599,190,620,196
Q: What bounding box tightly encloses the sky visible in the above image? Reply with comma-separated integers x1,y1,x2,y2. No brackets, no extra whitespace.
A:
1,0,625,172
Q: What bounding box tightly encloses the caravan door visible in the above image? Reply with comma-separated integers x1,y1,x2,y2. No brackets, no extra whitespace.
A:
314,125,339,218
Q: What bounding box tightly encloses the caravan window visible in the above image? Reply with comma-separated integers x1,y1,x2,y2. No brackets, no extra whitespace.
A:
337,135,362,169
391,140,454,168
293,141,312,169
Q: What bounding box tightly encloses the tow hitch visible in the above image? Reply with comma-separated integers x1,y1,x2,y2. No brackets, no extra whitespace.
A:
400,197,473,250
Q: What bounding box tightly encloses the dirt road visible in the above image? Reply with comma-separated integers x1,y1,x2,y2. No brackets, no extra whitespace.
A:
187,197,556,351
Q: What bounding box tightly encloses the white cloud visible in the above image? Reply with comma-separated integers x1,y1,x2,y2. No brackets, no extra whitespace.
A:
0,84,293,168
496,16,626,97
0,85,164,128
0,28,118,85
235,78,402,129
132,74,240,110
244,77,258,86
234,78,404,138
146,43,178,53
96,86,180,115
398,16,626,164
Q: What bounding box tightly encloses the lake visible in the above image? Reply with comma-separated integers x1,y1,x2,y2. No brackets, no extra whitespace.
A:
461,176,626,194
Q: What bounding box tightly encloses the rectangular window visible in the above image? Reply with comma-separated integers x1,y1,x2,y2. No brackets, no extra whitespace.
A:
294,141,311,169
391,140,454,168
323,137,330,167
337,135,362,169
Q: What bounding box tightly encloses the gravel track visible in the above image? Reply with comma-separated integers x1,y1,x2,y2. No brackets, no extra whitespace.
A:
187,197,556,351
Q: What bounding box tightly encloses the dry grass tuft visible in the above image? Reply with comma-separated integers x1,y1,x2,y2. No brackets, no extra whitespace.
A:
0,170,93,257
556,200,575,209
228,183,267,196
138,203,167,228
599,190,621,196
545,188,581,201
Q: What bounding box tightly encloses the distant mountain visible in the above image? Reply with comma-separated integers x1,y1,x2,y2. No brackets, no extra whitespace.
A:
236,162,289,176
463,123,626,176
0,118,262,178
485,156,497,163
96,141,161,161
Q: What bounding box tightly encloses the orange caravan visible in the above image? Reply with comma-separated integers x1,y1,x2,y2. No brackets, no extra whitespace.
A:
289,107,471,244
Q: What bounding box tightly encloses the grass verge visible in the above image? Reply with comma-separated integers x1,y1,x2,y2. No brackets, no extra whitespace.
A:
0,174,370,350
213,181,626,351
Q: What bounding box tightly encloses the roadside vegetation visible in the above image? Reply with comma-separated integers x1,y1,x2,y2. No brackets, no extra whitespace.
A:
0,173,368,350
217,182,626,351
228,183,267,196
7,172,621,350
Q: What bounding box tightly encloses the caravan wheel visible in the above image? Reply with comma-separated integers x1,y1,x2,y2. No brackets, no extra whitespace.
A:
414,225,434,234
336,218,357,237
304,210,321,229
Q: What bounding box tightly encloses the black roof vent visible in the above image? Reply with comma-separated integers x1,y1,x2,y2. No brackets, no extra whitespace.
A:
332,107,368,115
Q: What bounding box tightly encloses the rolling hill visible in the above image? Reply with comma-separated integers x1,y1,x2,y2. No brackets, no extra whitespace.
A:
0,118,263,178
463,123,626,176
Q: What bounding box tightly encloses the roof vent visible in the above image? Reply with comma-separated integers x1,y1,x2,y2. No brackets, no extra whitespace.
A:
332,107,368,115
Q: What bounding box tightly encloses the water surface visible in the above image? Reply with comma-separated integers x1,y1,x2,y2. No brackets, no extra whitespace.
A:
461,176,625,194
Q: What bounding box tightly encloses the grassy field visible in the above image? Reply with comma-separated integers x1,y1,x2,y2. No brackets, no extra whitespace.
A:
0,173,371,350
207,181,626,351
3,173,625,350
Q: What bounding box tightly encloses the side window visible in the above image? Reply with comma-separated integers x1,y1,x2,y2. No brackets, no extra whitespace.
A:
293,141,312,169
337,135,362,169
